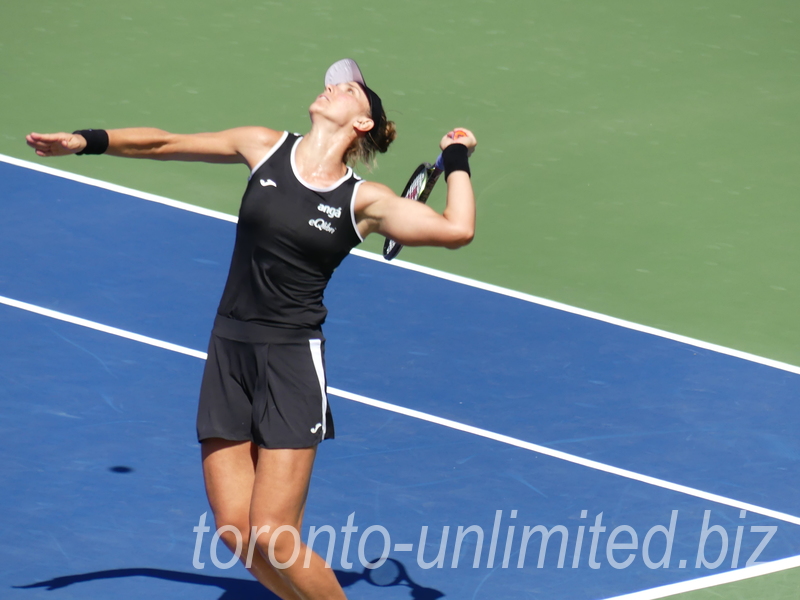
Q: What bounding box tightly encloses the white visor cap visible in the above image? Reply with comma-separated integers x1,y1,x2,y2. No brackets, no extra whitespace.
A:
324,58,367,87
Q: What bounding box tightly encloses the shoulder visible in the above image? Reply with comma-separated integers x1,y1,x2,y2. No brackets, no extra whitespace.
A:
227,126,284,144
224,127,286,168
354,180,396,211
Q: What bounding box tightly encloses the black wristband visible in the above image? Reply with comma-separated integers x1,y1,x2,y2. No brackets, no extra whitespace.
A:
442,143,471,179
73,129,109,155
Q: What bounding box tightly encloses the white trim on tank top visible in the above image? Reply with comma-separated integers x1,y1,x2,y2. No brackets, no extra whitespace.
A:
350,179,366,242
248,131,290,179
290,136,354,192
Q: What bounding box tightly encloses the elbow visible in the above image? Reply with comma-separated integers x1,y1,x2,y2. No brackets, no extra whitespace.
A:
444,227,474,249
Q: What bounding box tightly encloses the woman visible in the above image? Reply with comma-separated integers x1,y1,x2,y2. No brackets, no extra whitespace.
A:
26,58,476,600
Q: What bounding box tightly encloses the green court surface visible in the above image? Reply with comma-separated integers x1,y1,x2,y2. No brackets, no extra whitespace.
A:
2,1,798,598
667,567,800,600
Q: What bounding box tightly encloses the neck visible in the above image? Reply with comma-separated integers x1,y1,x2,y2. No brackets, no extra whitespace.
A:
295,123,355,186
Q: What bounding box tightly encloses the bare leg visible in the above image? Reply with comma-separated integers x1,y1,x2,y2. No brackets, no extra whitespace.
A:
201,438,304,600
250,446,348,600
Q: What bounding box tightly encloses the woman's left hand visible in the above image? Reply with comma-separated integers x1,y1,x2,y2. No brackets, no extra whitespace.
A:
439,128,477,156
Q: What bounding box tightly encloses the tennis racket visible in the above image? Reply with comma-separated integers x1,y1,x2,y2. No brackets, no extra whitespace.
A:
382,131,467,261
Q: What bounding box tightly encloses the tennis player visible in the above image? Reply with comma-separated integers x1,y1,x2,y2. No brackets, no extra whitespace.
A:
26,58,476,600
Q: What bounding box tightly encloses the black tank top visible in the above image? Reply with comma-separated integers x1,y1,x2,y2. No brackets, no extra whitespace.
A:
215,132,364,332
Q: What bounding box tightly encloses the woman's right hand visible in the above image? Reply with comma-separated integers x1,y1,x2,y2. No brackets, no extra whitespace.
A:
439,128,477,156
26,132,86,157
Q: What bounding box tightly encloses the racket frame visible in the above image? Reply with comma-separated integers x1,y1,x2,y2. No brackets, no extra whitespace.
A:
382,162,443,260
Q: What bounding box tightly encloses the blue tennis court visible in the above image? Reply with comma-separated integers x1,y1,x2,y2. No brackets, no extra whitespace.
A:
1,157,799,600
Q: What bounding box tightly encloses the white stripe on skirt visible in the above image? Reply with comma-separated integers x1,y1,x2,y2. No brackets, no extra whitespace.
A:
308,339,327,437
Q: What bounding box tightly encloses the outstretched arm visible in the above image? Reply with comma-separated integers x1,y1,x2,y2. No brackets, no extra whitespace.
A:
356,128,477,249
25,127,283,168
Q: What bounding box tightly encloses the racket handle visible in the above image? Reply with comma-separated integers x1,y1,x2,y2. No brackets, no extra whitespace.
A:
434,130,469,171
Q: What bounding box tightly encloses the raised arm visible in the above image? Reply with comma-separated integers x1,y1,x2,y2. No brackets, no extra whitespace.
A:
25,127,283,168
356,129,477,249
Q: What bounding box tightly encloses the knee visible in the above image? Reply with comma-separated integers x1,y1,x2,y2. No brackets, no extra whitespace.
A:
251,520,302,567
211,513,250,555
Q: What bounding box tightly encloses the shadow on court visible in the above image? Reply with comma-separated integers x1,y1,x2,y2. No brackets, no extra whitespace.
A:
14,559,445,600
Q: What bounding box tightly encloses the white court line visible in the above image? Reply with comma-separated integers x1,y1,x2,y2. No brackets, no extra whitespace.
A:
599,554,800,600
0,295,206,360
351,249,800,377
5,297,800,598
2,154,800,598
3,293,800,530
332,387,800,527
0,153,237,223
2,152,799,377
